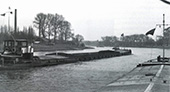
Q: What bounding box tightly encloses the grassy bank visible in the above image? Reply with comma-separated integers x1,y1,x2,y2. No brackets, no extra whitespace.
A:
33,44,93,52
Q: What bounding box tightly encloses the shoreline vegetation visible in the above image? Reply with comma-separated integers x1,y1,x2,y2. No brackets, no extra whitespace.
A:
33,44,170,52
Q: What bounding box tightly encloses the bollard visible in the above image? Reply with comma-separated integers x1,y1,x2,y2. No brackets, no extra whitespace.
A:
150,78,152,82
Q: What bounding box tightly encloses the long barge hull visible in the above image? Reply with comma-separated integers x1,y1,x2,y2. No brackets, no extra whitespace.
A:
0,49,132,70
97,58,170,92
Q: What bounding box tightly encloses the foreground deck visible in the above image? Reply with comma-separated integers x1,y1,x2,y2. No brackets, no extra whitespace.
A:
97,58,170,92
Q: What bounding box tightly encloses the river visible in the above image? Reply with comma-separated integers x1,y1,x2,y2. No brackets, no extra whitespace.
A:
0,47,169,92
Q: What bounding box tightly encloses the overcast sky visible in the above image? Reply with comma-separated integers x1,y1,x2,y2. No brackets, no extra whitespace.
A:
0,0,170,40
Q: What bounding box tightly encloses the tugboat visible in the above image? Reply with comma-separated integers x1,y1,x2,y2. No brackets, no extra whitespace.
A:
0,39,34,64
0,39,43,70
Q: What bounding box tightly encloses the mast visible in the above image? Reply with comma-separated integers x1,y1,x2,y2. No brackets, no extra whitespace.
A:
14,9,17,34
163,14,165,59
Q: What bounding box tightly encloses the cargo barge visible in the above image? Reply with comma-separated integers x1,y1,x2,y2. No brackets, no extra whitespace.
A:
0,39,132,70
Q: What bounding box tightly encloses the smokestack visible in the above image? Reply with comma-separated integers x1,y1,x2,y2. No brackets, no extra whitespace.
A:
14,9,17,34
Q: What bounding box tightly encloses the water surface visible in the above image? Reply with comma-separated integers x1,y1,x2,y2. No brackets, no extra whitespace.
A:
0,47,169,92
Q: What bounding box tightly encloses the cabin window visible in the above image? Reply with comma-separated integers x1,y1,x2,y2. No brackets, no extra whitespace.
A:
9,42,12,46
4,42,8,46
22,42,27,46
11,42,14,46
15,42,18,46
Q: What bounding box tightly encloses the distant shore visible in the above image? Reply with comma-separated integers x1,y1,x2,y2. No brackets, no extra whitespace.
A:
122,45,170,49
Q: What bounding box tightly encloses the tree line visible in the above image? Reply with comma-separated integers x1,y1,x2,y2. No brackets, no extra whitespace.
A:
33,13,84,44
84,28,170,47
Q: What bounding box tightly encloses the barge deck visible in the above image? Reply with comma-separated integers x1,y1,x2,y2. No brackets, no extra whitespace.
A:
97,58,170,92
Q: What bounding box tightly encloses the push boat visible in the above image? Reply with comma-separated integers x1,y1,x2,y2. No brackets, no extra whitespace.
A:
0,39,41,70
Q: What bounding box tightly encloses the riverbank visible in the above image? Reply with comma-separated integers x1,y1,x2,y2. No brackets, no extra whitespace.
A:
33,44,94,52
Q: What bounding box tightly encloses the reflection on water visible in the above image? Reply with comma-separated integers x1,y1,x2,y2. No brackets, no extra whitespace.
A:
0,47,168,92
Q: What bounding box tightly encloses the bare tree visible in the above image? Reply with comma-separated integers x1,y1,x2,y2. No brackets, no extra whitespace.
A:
45,13,54,41
51,14,64,42
60,21,73,41
33,13,75,43
74,34,84,46
33,13,47,38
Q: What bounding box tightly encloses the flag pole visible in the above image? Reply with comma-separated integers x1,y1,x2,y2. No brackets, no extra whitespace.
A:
8,7,12,32
121,33,125,49
163,14,165,60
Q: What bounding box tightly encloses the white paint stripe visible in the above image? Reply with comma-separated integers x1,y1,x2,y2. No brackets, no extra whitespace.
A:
144,65,164,92
156,65,164,77
144,83,154,92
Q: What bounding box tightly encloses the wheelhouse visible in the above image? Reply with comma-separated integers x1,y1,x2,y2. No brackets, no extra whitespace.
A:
3,39,33,55
4,39,28,48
